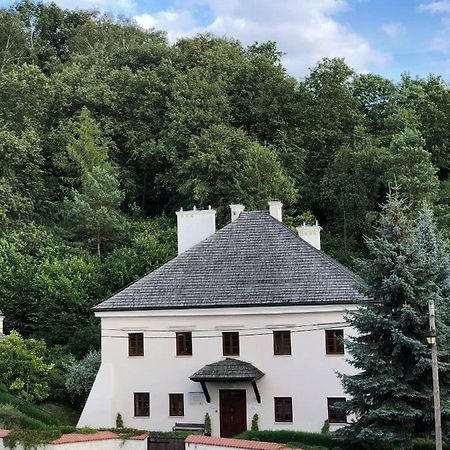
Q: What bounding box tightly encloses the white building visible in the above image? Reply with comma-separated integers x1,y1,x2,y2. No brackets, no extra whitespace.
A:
78,202,363,437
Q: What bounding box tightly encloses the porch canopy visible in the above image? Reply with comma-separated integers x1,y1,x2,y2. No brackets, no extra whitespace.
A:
190,358,265,403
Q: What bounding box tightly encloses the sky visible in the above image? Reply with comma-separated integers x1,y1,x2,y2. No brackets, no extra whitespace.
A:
2,0,450,82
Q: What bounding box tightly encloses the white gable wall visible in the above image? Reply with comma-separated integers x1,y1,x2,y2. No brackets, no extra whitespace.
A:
78,305,357,435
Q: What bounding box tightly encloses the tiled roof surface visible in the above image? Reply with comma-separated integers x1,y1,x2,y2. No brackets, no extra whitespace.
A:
94,211,364,311
190,358,265,381
185,435,289,450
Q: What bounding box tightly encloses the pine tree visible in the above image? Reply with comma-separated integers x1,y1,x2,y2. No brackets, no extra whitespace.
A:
64,165,126,259
338,192,450,449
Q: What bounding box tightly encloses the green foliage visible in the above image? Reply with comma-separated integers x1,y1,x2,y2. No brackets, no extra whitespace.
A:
0,404,22,428
204,412,211,436
0,332,53,403
64,350,101,408
235,430,347,449
321,419,330,434
116,412,124,428
64,165,126,258
339,193,450,448
251,413,259,432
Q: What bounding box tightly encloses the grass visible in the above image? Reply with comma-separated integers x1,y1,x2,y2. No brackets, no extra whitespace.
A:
38,402,79,426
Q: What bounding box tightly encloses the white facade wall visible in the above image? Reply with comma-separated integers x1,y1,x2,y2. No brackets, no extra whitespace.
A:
78,305,357,435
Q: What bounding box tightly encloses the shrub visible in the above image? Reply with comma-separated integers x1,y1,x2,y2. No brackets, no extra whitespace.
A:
116,413,124,428
0,404,22,428
251,413,259,432
64,350,101,408
204,413,211,436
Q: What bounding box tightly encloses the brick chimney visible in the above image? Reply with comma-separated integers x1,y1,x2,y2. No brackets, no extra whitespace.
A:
176,206,216,254
268,201,283,222
297,221,322,250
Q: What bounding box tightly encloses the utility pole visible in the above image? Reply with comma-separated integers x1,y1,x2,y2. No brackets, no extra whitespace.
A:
428,299,442,450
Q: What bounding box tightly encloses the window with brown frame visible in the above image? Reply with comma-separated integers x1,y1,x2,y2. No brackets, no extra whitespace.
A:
327,397,347,423
128,333,144,356
169,393,184,416
176,332,192,356
274,397,293,422
222,332,240,356
325,329,344,355
134,392,150,416
273,331,291,355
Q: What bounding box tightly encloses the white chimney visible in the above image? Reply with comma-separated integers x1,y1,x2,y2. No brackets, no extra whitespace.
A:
176,206,216,254
297,221,322,250
268,201,283,222
230,204,245,222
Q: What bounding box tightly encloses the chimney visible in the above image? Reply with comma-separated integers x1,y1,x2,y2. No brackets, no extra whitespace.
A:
176,206,216,254
230,204,245,222
297,221,322,250
268,201,283,222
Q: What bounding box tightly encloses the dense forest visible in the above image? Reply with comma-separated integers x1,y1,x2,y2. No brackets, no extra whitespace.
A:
1,0,450,356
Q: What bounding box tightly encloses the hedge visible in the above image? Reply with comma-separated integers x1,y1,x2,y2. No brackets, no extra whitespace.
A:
235,430,448,450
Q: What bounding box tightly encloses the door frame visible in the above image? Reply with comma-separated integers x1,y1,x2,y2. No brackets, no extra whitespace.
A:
219,389,247,438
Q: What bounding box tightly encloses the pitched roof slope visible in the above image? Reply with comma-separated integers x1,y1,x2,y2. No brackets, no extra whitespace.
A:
190,358,265,382
94,211,364,311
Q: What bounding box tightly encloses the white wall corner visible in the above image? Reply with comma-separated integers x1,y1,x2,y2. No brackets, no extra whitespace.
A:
268,201,283,222
176,206,216,254
297,221,322,250
230,204,245,222
0,312,4,335
77,362,116,428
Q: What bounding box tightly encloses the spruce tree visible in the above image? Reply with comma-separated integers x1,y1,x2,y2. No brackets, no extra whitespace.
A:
338,193,450,449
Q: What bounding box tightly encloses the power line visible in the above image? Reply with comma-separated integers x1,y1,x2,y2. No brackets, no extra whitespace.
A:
101,322,351,340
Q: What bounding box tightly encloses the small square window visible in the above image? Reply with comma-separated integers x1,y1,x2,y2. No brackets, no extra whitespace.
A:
223,332,240,356
169,393,184,416
325,330,344,355
274,397,293,422
134,392,150,416
273,331,291,355
129,333,144,356
327,397,347,423
176,332,192,356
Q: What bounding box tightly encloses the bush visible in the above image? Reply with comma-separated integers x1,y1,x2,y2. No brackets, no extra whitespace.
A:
235,430,337,448
0,388,57,426
64,350,101,408
0,404,22,428
251,414,259,432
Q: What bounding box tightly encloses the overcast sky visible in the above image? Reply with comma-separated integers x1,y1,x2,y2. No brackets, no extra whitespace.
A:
1,0,450,82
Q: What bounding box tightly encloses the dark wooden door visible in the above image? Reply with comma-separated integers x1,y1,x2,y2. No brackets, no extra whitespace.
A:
219,389,247,438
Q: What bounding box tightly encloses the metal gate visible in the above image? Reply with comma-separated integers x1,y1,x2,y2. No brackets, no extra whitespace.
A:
147,437,185,450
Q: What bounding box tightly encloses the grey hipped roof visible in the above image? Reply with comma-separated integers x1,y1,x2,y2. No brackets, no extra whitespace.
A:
94,211,364,312
190,358,265,382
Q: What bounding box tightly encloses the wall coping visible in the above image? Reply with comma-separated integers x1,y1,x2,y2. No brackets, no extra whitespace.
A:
0,429,148,445
185,435,296,450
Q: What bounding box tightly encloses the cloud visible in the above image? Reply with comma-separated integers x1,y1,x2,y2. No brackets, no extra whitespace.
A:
418,1,450,13
42,0,137,15
135,0,389,77
418,1,450,53
381,22,406,39
134,10,198,42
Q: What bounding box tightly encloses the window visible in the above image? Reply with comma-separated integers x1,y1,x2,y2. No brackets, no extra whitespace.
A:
325,330,344,355
327,397,347,423
128,333,144,356
222,332,240,356
274,397,293,422
176,332,192,356
273,331,291,355
169,393,184,416
134,393,150,416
